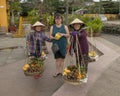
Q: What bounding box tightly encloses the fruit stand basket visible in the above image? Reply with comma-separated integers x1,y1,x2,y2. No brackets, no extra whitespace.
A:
62,34,88,85
89,51,99,61
23,56,44,76
24,31,47,78
62,65,86,85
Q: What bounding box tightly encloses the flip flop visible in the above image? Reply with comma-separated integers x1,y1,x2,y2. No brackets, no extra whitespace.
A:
53,73,61,78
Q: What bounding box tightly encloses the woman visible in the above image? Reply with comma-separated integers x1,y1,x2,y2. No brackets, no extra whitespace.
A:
27,21,51,58
69,18,89,83
49,13,70,77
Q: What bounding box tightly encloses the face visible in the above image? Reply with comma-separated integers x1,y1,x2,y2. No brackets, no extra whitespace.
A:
73,23,81,30
55,17,62,25
35,26,42,31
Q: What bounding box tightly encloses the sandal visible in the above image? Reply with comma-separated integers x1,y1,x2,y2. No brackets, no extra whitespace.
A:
53,73,61,78
59,73,62,76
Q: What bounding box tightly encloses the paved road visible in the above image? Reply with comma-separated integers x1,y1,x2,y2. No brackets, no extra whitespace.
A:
101,33,120,47
0,37,25,66
0,36,64,96
0,33,120,96
104,20,120,25
52,34,120,96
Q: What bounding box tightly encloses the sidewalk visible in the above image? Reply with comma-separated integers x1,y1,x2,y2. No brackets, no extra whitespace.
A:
0,34,120,96
52,36,120,96
0,36,64,96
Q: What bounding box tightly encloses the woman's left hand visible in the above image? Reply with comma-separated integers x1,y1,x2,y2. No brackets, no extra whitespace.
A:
60,33,65,37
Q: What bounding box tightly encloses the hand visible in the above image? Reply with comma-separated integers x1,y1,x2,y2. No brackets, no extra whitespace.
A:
77,32,81,36
50,36,55,39
71,31,81,36
60,33,65,37
71,31,77,36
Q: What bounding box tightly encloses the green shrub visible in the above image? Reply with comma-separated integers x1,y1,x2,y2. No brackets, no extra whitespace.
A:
28,10,40,24
102,24,120,35
86,18,103,33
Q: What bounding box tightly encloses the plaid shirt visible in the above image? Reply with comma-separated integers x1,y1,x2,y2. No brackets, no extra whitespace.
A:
27,31,51,57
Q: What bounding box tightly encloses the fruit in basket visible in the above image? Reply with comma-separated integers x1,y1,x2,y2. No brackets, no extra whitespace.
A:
89,51,97,57
63,72,67,75
24,56,44,76
63,68,71,75
64,68,71,73
63,67,77,80
63,65,87,81
42,51,45,56
81,74,86,79
67,65,78,71
24,64,30,68
77,73,82,79
23,64,30,71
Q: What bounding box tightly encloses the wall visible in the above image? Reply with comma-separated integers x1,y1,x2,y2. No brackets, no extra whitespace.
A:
84,14,118,20
0,0,8,32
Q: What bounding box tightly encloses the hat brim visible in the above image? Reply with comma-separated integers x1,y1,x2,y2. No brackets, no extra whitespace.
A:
32,21,45,27
69,18,84,25
69,23,85,28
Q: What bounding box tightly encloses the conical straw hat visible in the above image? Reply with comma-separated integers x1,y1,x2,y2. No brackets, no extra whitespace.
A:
32,21,45,27
70,18,84,25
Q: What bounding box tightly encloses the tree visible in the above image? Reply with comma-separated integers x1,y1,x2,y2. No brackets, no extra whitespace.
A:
10,1,22,25
20,2,35,16
85,1,119,14
28,10,40,24
102,1,119,14
43,0,64,14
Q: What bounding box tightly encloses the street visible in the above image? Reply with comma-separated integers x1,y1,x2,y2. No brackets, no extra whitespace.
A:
0,33,120,96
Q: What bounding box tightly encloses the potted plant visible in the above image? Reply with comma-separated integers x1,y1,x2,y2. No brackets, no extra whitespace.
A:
86,18,103,37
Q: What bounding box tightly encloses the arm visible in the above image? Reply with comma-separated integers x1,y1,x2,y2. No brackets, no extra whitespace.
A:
70,29,86,37
49,26,55,40
61,25,70,38
80,29,87,37
69,35,74,56
26,33,31,45
43,34,52,42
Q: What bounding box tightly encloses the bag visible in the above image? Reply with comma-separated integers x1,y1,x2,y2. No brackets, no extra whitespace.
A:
51,43,59,54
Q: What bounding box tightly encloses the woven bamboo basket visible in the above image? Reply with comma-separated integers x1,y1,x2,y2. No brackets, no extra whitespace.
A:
24,66,44,76
62,75,82,85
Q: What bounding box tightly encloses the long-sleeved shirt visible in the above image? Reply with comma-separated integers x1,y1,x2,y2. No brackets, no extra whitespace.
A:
27,31,51,57
69,29,89,55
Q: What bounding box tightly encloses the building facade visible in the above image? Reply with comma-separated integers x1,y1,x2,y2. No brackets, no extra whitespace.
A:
0,0,8,32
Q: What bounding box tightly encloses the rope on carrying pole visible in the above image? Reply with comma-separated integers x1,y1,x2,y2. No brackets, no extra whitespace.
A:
75,34,86,74
75,35,80,72
89,27,99,61
64,36,74,69
90,27,97,52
